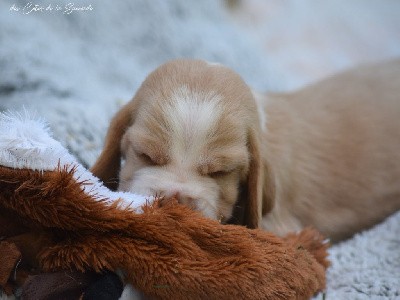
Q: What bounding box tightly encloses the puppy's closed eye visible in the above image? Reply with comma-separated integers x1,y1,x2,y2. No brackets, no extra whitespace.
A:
199,163,238,179
208,170,230,178
136,152,159,166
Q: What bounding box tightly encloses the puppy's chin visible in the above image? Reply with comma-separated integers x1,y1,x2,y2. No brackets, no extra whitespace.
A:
118,166,225,221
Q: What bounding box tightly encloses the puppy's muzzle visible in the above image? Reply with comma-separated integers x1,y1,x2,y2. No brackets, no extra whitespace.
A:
159,191,197,210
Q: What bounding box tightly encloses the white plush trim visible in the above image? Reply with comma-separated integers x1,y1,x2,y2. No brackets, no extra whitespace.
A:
0,111,151,211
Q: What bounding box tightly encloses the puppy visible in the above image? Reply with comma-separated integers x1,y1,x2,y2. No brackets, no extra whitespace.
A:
92,59,400,241
92,60,267,229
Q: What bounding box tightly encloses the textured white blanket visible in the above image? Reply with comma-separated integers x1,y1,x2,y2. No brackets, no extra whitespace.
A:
0,111,149,212
1,1,399,299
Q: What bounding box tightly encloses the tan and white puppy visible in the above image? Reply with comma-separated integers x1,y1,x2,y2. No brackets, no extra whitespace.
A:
92,60,267,229
92,59,400,241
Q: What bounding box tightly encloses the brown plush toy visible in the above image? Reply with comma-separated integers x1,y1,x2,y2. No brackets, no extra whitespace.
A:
0,113,329,300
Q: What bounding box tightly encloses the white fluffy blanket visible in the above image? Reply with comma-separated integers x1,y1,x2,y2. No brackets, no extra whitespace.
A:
1,1,399,299
0,111,149,211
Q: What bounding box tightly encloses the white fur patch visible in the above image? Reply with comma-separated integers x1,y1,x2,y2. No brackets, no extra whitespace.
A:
252,90,267,132
164,85,222,162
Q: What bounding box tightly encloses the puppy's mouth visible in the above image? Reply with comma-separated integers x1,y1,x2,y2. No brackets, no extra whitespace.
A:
157,194,222,221
158,194,196,210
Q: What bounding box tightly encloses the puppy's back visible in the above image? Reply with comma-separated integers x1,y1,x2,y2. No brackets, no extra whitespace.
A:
263,59,400,241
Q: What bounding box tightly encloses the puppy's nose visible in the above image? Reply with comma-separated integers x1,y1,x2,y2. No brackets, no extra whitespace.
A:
158,191,181,206
161,191,196,209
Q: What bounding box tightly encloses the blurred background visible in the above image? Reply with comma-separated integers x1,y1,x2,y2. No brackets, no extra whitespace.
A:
1,1,400,298
1,0,400,166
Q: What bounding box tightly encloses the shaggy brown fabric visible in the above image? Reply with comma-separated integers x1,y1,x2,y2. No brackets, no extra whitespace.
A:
0,241,21,288
0,165,329,299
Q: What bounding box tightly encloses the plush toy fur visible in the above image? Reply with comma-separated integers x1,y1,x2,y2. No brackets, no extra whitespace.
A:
0,113,329,299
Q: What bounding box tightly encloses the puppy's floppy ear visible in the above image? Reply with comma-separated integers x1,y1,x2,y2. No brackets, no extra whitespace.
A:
91,101,136,190
234,127,265,229
231,125,275,229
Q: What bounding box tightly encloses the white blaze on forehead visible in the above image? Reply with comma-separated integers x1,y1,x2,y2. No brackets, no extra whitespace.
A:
163,85,222,161
252,90,267,132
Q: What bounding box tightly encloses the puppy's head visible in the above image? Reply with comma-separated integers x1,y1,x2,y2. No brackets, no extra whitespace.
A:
92,60,264,228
